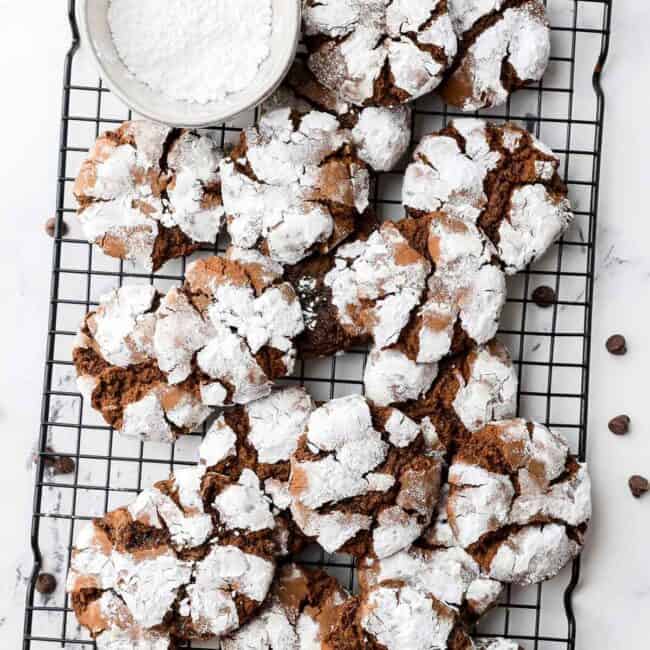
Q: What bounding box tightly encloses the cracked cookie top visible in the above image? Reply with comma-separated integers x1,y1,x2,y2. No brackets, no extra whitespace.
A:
324,221,432,350
400,340,518,458
67,464,277,644
289,394,442,558
220,107,370,266
441,0,551,111
199,387,315,556
73,249,304,442
74,120,224,271
363,213,506,406
221,563,362,649
303,0,458,107
265,57,413,172
286,213,507,406
403,119,573,273
425,418,591,585
357,545,503,649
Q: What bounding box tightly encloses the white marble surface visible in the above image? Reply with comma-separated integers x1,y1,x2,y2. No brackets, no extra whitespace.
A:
0,1,648,648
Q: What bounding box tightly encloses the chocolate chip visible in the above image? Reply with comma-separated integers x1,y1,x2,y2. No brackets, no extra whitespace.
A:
35,573,57,595
531,285,556,308
606,334,627,355
44,217,68,238
608,415,630,436
629,475,649,498
43,447,76,475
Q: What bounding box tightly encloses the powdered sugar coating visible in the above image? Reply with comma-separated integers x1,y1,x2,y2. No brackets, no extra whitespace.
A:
221,563,353,650
154,288,214,385
325,222,431,349
264,59,413,172
453,344,519,432
498,184,574,273
403,120,497,222
213,469,276,533
364,347,439,406
75,121,224,271
85,285,157,368
448,463,515,547
403,120,573,273
444,419,592,585
186,545,275,637
221,107,370,265
488,523,581,585
304,0,458,106
352,105,412,171
68,482,277,642
67,523,193,630
360,583,458,649
245,386,315,465
78,591,173,650
289,394,440,557
120,390,175,443
359,545,502,627
363,215,505,407
425,214,506,346
443,0,550,111
198,387,315,554
75,252,304,442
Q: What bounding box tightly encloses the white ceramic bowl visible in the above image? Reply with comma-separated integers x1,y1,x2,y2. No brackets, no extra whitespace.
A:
79,0,301,128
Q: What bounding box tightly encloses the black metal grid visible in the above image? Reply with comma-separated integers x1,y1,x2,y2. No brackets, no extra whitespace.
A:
23,0,612,647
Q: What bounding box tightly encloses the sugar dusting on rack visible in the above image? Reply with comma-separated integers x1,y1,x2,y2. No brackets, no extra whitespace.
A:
108,0,273,104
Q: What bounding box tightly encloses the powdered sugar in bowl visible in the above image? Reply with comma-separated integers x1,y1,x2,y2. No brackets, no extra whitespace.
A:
79,0,301,128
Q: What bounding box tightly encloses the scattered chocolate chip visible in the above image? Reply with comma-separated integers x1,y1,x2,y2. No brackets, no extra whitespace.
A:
532,285,556,308
606,334,627,355
42,447,76,475
608,415,631,436
35,573,57,595
44,217,68,238
629,475,649,498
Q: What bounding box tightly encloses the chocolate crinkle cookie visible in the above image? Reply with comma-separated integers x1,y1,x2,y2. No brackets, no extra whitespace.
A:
220,106,370,266
264,57,412,172
289,394,442,558
363,214,506,405
424,418,592,586
357,545,503,649
401,340,518,459
440,0,551,111
303,0,458,107
67,464,278,645
221,562,363,649
73,249,304,442
74,120,224,272
200,387,315,557
404,119,573,274
287,215,507,406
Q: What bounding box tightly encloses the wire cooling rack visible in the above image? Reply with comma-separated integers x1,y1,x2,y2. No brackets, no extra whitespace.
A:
23,0,612,648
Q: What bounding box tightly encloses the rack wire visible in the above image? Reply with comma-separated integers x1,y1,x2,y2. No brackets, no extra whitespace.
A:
23,0,612,648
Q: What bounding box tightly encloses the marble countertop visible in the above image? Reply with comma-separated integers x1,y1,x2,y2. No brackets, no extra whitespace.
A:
1,1,648,648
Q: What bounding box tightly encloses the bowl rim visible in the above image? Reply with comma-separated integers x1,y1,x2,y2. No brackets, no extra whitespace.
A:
78,0,302,128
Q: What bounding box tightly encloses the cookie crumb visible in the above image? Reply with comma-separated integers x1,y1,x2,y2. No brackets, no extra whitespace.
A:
629,475,649,498
606,334,627,355
36,573,57,595
531,285,556,308
608,415,630,436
